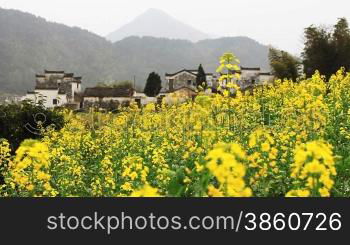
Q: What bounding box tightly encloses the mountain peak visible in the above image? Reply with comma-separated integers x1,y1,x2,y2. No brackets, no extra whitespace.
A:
106,9,211,42
143,8,168,15
133,8,175,22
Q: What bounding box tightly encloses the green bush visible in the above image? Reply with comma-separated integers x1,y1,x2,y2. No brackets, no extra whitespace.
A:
0,101,65,152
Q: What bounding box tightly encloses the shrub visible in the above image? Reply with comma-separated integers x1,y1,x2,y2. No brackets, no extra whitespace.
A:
0,101,65,152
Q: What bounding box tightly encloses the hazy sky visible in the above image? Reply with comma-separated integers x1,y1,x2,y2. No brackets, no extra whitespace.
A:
1,0,349,54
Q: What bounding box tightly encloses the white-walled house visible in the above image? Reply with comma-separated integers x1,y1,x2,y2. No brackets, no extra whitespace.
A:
164,67,274,93
238,67,274,85
22,70,82,108
21,67,273,110
258,72,275,84
133,91,158,106
219,67,274,90
22,89,67,108
165,69,216,92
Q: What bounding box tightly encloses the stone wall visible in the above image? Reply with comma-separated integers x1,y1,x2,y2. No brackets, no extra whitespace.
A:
171,72,196,91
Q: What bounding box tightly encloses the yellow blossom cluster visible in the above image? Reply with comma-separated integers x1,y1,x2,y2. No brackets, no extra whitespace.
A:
206,143,252,197
287,141,336,197
4,140,58,197
130,185,161,197
0,139,11,165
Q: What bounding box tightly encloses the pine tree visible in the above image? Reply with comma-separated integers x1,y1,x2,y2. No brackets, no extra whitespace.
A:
144,72,162,97
196,64,207,88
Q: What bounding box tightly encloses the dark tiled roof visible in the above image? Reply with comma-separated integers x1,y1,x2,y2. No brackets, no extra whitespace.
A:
240,67,261,71
185,69,213,75
166,69,214,77
33,70,82,92
44,70,64,74
64,73,74,78
74,77,82,83
83,87,134,98
165,69,197,77
35,87,58,90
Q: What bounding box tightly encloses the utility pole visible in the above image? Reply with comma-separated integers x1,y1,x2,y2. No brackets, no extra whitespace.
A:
133,75,136,91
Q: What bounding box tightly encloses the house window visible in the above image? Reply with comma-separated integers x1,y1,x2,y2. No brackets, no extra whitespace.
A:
135,98,141,108
53,99,58,105
187,80,192,86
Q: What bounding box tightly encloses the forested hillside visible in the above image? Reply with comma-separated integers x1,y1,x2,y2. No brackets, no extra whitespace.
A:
0,8,269,93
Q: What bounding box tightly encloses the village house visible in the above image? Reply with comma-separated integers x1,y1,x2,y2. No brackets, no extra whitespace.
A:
239,67,274,86
133,91,158,106
162,86,197,104
82,88,160,109
82,87,135,109
22,66,274,110
221,67,274,90
165,69,216,92
22,70,82,108
164,67,274,93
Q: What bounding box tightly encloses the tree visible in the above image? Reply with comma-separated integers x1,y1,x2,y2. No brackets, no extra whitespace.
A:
196,64,207,88
302,25,334,78
269,47,300,81
302,18,350,79
332,18,350,72
144,72,162,97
